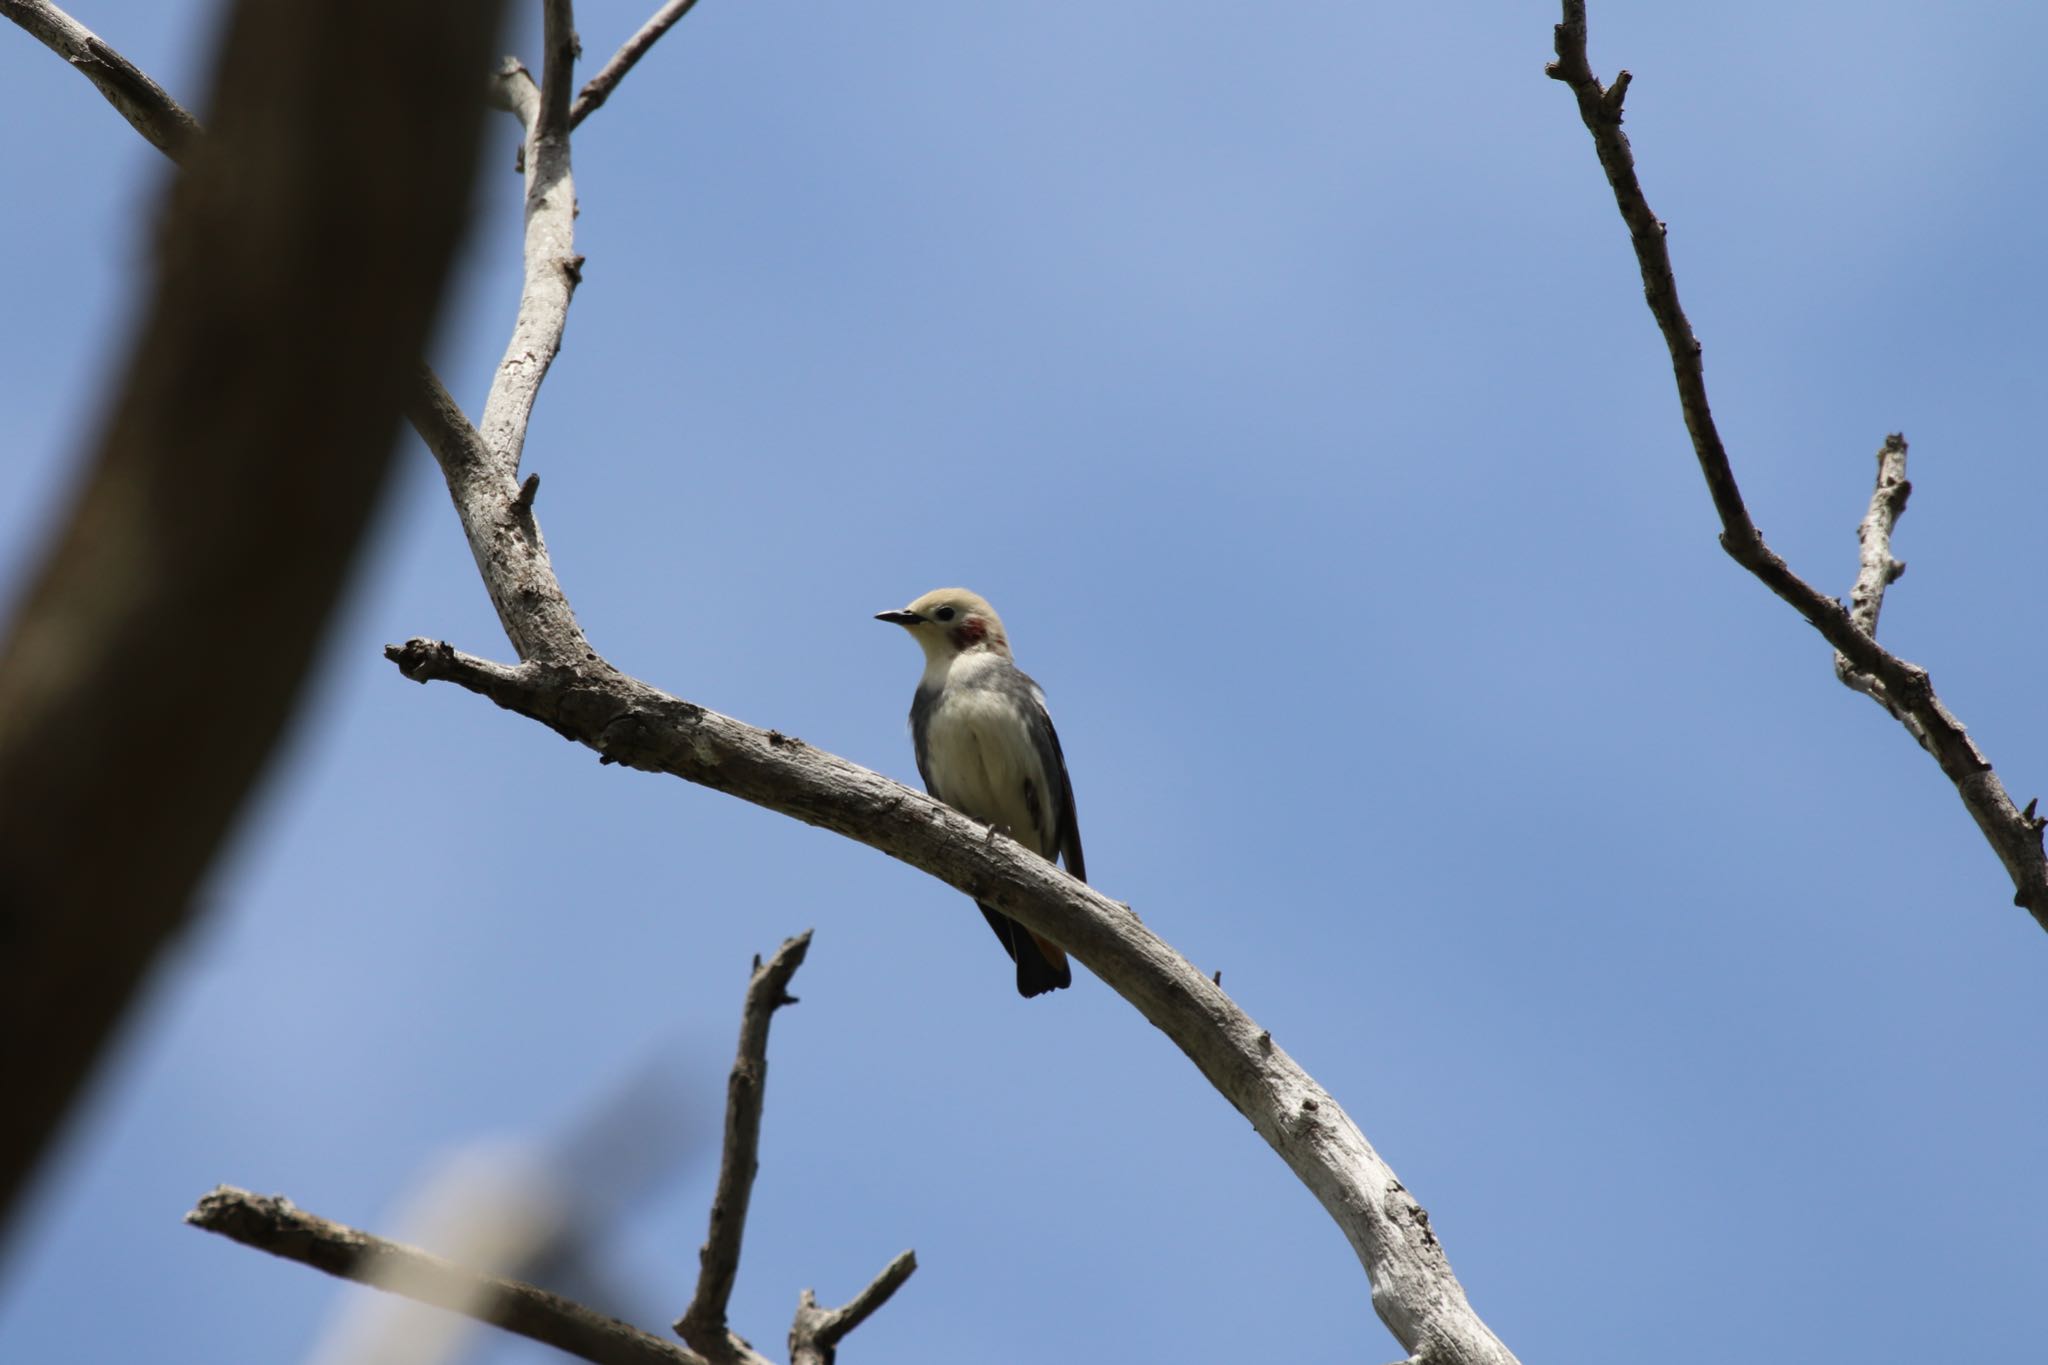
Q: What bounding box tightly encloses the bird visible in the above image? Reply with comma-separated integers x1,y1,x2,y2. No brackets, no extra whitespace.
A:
875,588,1085,997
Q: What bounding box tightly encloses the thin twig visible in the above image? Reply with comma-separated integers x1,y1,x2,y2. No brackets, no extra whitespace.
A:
1546,2,2048,928
674,934,813,1365
186,1187,706,1365
788,1251,918,1365
570,0,701,128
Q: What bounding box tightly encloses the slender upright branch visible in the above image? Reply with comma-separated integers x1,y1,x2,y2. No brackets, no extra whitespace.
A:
537,0,579,143
478,1,583,487
1835,433,1913,707
675,934,815,1365
1546,2,2048,929
570,0,702,128
1845,434,1912,636
187,1187,706,1365
788,1251,918,1365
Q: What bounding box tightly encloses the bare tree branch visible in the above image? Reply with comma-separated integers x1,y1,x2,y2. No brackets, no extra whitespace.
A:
675,934,815,1365
477,1,584,487
0,0,199,157
381,640,1516,1364
570,0,703,128
0,0,505,1237
186,1188,705,1365
1545,0,2048,931
192,938,911,1365
787,1251,917,1365
1835,434,1912,705
404,366,595,670
538,0,579,144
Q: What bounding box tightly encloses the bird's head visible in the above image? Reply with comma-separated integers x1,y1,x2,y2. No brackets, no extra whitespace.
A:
875,588,1010,662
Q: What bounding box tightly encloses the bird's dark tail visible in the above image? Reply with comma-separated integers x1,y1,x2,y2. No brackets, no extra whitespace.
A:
977,902,1072,997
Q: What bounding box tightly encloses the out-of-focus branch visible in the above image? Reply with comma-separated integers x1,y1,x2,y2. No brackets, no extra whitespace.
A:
787,1251,917,1365
0,0,504,1238
570,0,702,128
676,933,815,1365
1546,0,2048,930
186,1188,705,1365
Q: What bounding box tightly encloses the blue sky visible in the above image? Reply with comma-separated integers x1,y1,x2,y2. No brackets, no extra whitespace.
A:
4,1,2047,1361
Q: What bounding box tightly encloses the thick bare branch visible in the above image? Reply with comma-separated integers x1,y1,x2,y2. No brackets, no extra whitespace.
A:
1546,2,2048,929
788,1251,917,1365
570,0,702,128
406,350,593,667
478,1,583,485
186,1188,704,1365
0,0,504,1235
383,628,1518,1363
675,934,814,1365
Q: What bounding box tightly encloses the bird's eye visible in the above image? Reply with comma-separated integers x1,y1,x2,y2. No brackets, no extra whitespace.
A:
934,606,957,622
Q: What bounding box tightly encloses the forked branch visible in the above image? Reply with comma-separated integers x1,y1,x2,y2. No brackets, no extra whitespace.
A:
187,935,911,1365
1546,0,2048,929
675,932,913,1365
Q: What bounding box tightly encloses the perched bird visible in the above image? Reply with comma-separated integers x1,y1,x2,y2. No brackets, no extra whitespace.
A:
876,589,1085,997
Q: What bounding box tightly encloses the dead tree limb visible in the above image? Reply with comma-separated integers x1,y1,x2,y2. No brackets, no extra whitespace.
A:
788,1252,918,1365
189,934,910,1365
1545,0,2048,931
677,933,813,1365
186,1187,704,1365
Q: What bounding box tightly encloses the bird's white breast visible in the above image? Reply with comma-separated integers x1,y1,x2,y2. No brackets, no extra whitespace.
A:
922,654,1049,852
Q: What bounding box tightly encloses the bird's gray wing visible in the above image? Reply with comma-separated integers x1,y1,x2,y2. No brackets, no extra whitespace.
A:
1021,676,1085,883
908,684,940,795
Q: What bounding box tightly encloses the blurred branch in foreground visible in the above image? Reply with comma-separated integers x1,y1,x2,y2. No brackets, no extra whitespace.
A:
0,0,506,1240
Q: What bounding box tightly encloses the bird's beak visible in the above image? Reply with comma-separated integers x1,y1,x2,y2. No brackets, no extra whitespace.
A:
874,609,924,626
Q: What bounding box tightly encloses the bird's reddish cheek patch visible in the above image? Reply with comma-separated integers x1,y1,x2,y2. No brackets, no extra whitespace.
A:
952,619,988,648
